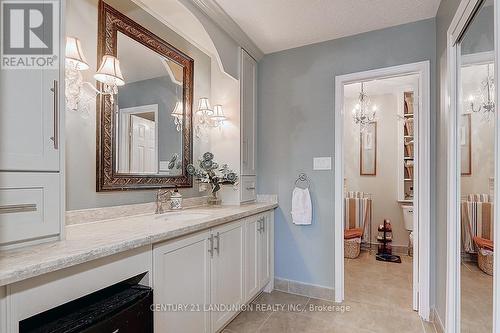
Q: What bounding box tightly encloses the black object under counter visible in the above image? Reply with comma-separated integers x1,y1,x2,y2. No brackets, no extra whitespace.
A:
19,283,153,333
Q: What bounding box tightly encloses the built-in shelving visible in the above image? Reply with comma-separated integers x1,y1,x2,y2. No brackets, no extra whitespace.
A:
398,91,415,202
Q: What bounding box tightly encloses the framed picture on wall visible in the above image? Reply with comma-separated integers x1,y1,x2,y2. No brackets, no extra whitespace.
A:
360,122,377,175
460,114,472,175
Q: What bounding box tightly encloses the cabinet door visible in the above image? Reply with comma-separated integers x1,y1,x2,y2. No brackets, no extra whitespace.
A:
211,220,244,332
240,49,256,176
259,214,271,288
244,217,260,301
0,59,60,172
153,231,211,333
0,172,60,246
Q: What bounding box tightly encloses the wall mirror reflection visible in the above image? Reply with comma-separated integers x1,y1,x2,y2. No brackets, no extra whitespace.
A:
116,32,184,176
458,1,494,331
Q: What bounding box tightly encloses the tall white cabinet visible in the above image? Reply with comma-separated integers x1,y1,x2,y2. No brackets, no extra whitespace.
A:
0,0,65,248
240,49,257,202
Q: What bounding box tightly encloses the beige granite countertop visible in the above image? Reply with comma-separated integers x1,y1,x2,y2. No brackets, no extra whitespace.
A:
0,201,277,286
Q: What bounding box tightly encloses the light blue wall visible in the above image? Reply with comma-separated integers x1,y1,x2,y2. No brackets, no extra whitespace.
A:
257,18,436,288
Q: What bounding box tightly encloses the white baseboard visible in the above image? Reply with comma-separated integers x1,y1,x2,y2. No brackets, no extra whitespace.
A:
274,277,334,301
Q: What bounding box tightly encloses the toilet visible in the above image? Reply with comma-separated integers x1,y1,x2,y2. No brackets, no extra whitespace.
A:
401,204,414,255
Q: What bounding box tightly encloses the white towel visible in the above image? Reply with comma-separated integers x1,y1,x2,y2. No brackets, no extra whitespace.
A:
291,187,312,225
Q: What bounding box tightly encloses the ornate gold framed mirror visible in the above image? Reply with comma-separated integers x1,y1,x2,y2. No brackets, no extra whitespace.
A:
96,1,193,191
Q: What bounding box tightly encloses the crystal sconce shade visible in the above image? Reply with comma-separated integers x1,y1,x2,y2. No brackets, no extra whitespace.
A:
94,55,125,87
211,104,226,128
65,37,89,70
65,37,125,111
194,98,227,138
197,97,213,116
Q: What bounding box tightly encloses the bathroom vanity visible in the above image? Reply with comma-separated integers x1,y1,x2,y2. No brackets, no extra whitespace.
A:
0,201,276,333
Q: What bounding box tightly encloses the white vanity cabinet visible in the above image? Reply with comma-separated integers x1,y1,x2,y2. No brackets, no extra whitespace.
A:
244,213,271,300
153,212,273,333
259,214,271,288
153,230,212,333
240,48,257,202
0,0,65,247
210,220,244,332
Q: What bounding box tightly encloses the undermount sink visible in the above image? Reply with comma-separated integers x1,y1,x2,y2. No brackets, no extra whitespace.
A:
156,212,211,222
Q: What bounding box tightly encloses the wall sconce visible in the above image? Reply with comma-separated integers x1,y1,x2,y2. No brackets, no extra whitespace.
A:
195,98,228,137
171,101,183,131
211,104,226,128
65,36,125,111
195,97,213,137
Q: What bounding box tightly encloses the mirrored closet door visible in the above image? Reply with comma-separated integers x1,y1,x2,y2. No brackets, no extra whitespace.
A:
457,0,495,331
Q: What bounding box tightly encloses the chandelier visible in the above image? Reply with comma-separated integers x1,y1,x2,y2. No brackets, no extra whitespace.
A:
468,63,495,120
352,82,377,130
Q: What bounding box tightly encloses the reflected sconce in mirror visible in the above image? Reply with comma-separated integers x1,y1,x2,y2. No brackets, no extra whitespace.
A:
65,36,125,111
171,101,184,131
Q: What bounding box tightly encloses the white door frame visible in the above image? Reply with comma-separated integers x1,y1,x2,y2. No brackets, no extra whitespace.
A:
446,0,500,332
334,61,431,320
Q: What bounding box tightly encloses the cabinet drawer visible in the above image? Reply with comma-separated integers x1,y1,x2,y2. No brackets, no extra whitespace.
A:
240,176,256,202
0,172,61,247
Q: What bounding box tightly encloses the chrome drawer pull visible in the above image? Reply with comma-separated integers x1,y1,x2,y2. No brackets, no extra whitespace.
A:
208,234,214,258
0,204,37,214
214,232,220,255
50,80,59,149
246,186,256,190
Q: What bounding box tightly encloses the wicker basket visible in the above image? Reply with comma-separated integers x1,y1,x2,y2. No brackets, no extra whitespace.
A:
478,250,493,276
344,238,361,259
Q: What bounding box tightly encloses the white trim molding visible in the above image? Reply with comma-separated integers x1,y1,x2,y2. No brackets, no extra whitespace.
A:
334,61,431,321
188,0,264,60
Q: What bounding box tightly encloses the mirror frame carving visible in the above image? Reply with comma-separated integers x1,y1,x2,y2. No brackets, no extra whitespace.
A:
96,1,194,191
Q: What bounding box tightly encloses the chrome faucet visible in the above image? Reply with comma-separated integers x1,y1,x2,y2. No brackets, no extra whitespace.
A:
155,189,173,214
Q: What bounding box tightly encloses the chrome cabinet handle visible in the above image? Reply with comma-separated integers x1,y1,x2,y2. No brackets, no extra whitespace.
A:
246,186,256,190
214,232,220,255
0,204,37,214
257,217,265,233
257,218,264,232
208,234,214,258
245,140,250,166
242,139,248,165
50,80,59,149
261,218,265,232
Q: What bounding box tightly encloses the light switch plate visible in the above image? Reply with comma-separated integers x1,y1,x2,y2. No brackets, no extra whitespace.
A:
313,157,332,170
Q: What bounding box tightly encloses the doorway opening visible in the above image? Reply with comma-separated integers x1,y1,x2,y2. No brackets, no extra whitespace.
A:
334,62,431,320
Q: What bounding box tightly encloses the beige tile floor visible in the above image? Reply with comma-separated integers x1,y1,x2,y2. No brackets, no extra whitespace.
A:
461,261,493,333
224,251,437,333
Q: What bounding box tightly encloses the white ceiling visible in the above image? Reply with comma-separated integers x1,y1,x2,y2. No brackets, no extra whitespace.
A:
214,0,441,54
